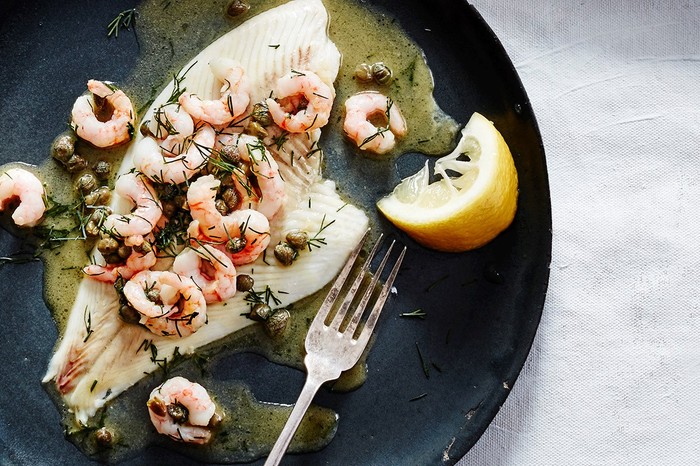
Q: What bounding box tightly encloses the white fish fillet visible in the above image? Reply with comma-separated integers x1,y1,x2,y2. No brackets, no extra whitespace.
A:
43,0,368,425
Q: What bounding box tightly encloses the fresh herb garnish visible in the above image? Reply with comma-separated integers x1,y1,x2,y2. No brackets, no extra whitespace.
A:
400,309,426,319
306,214,336,251
107,9,137,38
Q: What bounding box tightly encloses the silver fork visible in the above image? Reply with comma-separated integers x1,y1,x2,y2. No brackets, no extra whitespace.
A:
263,232,406,466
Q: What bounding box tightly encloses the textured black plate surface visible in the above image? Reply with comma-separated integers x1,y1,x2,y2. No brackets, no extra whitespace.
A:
0,0,550,464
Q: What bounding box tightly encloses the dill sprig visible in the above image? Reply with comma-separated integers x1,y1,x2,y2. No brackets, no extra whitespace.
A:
307,214,336,251
359,97,394,149
244,285,282,306
107,9,137,38
400,309,427,319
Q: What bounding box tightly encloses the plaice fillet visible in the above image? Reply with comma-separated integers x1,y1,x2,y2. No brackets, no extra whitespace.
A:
43,0,369,425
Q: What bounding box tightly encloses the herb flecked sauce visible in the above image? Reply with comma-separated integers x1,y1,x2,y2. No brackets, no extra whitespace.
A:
22,0,459,462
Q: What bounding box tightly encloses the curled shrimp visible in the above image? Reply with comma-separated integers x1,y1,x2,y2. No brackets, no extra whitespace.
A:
123,270,207,338
134,124,216,185
222,133,285,219
344,91,406,154
102,172,162,246
147,103,195,154
266,70,333,133
172,245,236,303
179,58,250,126
186,175,271,265
147,376,217,444
71,80,135,148
82,247,157,283
0,168,45,227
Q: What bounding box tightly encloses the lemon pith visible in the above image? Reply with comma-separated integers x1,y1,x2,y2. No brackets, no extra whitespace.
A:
377,112,518,252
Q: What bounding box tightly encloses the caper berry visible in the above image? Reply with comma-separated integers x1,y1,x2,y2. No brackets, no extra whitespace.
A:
167,402,189,424
265,309,290,337
226,236,247,254
354,63,374,82
274,243,297,266
97,237,119,255
251,101,273,126
220,144,241,164
84,186,112,206
90,208,110,224
246,121,269,138
119,304,140,324
93,160,111,180
226,0,250,17
65,154,88,173
249,302,272,322
236,274,254,292
117,245,132,259
285,230,309,250
95,427,113,448
371,62,393,85
76,173,97,194
221,188,239,211
51,132,76,163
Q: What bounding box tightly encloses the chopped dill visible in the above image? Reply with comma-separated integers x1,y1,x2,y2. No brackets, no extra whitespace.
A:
107,9,137,38
400,309,426,319
307,214,336,251
415,342,430,379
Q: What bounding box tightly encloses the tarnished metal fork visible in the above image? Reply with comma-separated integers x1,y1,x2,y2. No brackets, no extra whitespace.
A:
264,232,406,466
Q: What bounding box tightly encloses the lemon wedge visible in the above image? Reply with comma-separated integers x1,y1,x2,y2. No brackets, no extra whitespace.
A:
377,112,518,252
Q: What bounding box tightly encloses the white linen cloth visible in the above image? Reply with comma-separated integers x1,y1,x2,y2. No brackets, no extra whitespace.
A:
459,1,700,464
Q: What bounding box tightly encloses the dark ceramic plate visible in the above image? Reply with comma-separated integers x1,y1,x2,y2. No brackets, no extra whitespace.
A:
0,0,550,464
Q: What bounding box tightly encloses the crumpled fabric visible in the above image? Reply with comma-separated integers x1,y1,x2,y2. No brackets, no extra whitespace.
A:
459,1,700,464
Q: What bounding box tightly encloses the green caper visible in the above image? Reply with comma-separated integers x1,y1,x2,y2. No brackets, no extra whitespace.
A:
76,173,97,194
133,241,153,254
84,186,111,206
221,188,239,211
246,121,269,138
85,221,100,237
145,287,160,303
274,243,297,266
104,253,124,265
371,62,393,85
236,274,254,292
97,237,119,255
139,120,154,138
119,304,140,323
226,0,250,17
220,144,241,164
90,208,110,224
285,230,309,250
251,101,273,126
215,199,229,216
249,302,272,321
226,236,247,254
65,154,88,173
51,132,76,163
93,160,111,180
265,309,290,337
208,412,224,428
162,200,177,218
354,63,374,82
167,403,189,424
117,245,132,259
95,427,113,448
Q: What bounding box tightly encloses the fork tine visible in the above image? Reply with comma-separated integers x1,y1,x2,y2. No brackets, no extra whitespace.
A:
355,246,406,346
311,229,370,326
328,234,384,330
344,241,395,337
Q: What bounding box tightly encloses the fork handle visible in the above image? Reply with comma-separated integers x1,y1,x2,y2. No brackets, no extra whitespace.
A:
264,375,325,466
